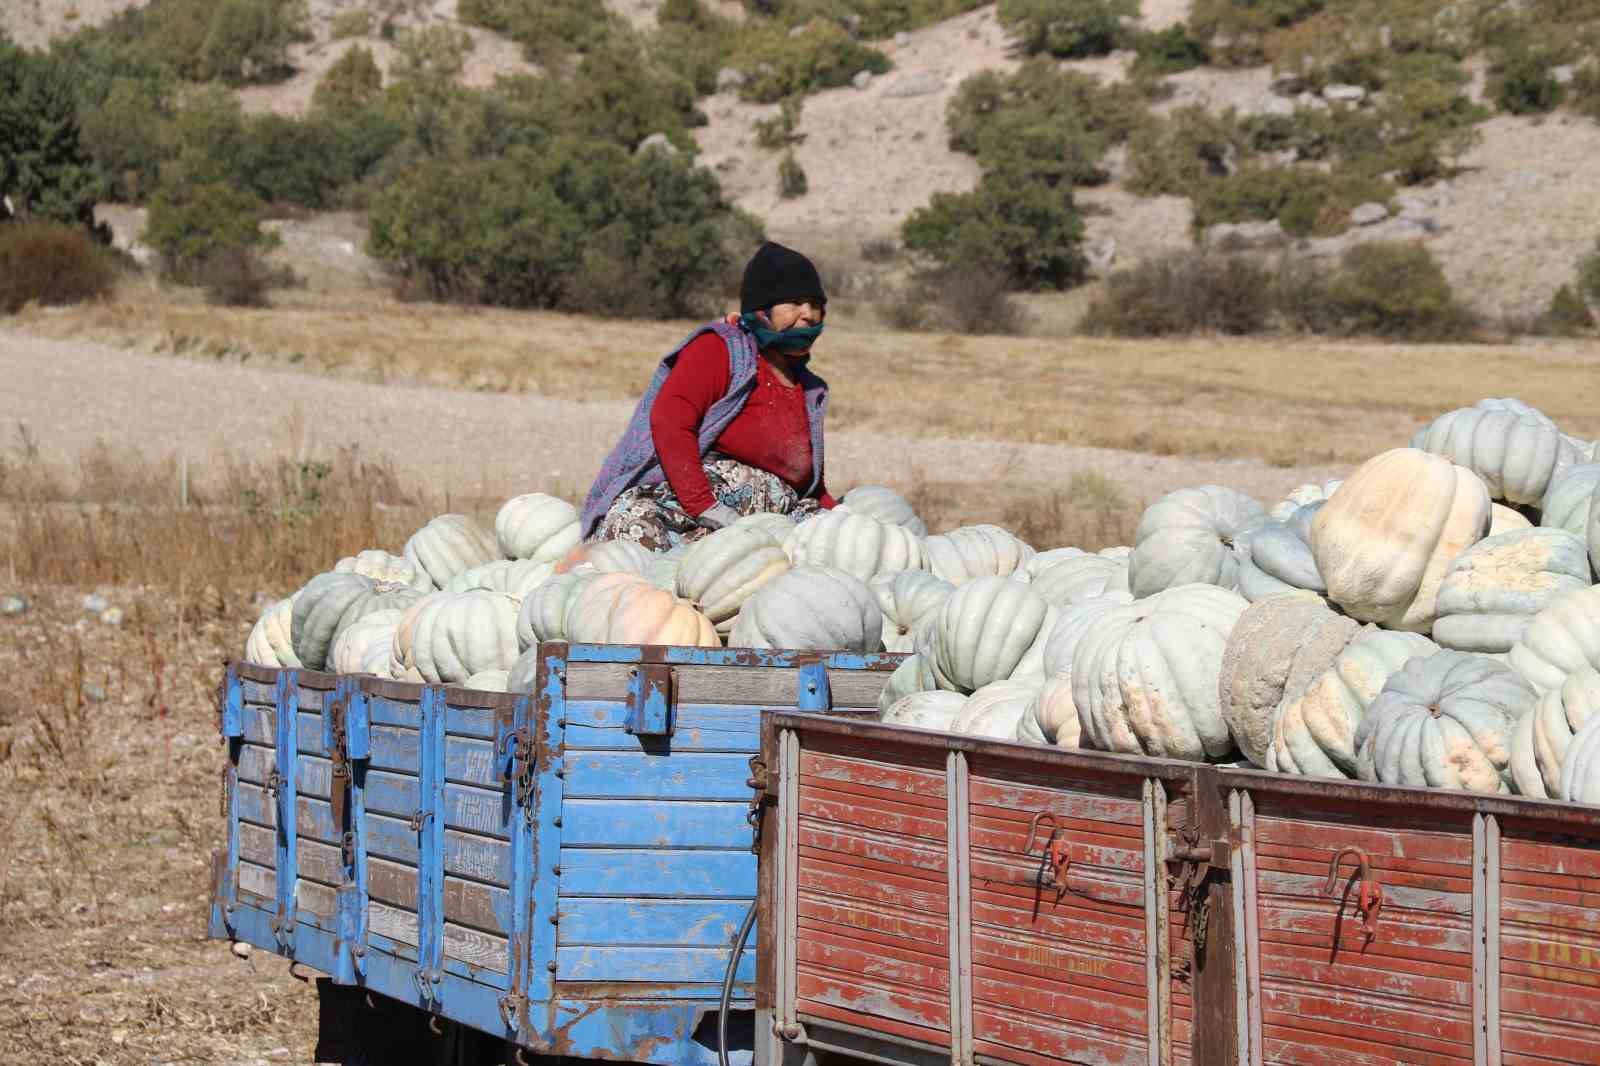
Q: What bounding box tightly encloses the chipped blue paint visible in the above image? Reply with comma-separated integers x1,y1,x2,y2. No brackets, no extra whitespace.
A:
221,665,243,739
560,798,750,849
556,847,754,898
527,650,567,1009
562,750,757,801
797,660,831,711
556,899,750,947
502,690,535,1036
416,686,447,1011
625,664,674,736
565,701,760,752
273,671,299,954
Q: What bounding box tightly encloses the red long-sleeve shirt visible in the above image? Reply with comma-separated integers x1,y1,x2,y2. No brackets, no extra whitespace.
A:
649,334,836,517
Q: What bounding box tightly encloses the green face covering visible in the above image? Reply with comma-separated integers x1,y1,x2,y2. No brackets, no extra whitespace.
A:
740,311,824,355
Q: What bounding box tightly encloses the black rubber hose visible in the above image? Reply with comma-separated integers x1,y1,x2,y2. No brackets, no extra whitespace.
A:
719,898,759,1066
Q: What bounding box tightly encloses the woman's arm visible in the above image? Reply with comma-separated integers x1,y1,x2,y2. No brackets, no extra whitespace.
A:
649,335,733,517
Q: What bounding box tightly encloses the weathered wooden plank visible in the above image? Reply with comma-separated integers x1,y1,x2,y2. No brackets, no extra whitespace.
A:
239,822,276,869
296,878,337,918
796,821,946,876
798,897,949,953
364,811,512,887
367,900,508,975
560,798,751,849
366,857,510,935
798,750,947,797
1257,869,1471,914
561,750,755,801
557,848,753,898
566,661,887,708
797,973,950,1034
239,860,275,902
240,679,279,705
799,856,947,914
294,684,327,710
237,743,274,786
798,788,948,843
1252,815,1475,864
366,725,502,788
296,711,327,756
556,945,751,984
362,769,509,840
556,899,751,947
237,782,274,828
368,695,423,730
972,1008,1148,1066
241,704,274,745
562,701,760,752
442,702,499,740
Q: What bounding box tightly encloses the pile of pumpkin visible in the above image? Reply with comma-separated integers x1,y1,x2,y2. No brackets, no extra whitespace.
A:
245,397,1600,804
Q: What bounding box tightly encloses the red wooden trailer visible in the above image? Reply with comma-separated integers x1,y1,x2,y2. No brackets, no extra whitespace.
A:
753,713,1600,1066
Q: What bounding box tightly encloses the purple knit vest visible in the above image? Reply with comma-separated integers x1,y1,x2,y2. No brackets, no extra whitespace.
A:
580,320,829,538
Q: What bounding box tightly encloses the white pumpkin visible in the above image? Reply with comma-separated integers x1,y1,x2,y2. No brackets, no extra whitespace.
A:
564,573,654,644
1559,706,1600,805
728,566,883,653
643,546,687,591
507,646,540,693
872,570,954,653
1218,593,1362,767
926,576,1056,694
1508,584,1600,693
411,590,521,685
515,571,593,650
1411,404,1581,506
731,511,799,542
1234,516,1325,603
1268,480,1342,521
1539,463,1600,535
953,679,1042,739
1267,629,1440,779
292,572,424,672
447,558,557,599
334,549,430,592
841,485,928,537
1590,479,1600,576
1475,397,1591,460
463,669,510,692
923,525,1034,585
877,653,941,715
1021,674,1081,748
784,510,925,584
404,514,500,590
1073,584,1249,761
1310,448,1491,632
495,493,581,563
1431,528,1592,654
676,526,790,628
387,592,440,677
329,609,404,675
1354,650,1535,793
1489,503,1534,536
881,690,967,732
1511,666,1600,798
1030,553,1132,608
245,594,301,668
595,582,721,648
560,539,654,577
1129,485,1265,598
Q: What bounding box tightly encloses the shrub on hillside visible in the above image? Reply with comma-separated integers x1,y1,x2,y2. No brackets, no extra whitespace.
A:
652,0,739,95
1489,41,1567,114
901,168,1087,290
312,45,384,114
0,223,117,313
749,0,986,37
1191,164,1391,237
998,0,1138,58
1317,241,1477,340
1131,25,1210,76
1125,106,1242,196
1080,251,1273,336
884,265,1030,335
1536,285,1594,336
1577,239,1600,308
77,75,173,201
778,154,808,198
457,0,616,64
733,18,891,102
143,181,279,282
1189,0,1326,65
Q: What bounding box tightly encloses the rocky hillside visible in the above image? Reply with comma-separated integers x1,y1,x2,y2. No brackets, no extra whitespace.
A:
6,0,1599,320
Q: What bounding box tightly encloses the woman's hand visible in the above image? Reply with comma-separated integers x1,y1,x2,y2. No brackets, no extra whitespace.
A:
697,503,741,530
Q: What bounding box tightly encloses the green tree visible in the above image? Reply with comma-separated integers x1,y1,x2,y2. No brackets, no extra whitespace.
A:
143,181,278,280
78,75,174,200
198,0,305,85
902,168,1087,289
0,38,107,232
998,0,1138,58
312,44,384,113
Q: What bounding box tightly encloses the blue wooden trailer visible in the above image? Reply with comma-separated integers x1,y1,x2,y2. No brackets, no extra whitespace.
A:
207,642,902,1064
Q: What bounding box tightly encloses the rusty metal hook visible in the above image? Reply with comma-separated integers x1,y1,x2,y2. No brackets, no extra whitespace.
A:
1324,845,1384,942
428,1013,445,1037
1024,811,1072,903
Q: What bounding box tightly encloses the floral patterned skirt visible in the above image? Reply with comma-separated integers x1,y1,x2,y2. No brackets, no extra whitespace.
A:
598,456,822,551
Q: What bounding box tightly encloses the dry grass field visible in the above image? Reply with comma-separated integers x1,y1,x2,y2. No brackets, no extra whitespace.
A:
2,291,1598,1064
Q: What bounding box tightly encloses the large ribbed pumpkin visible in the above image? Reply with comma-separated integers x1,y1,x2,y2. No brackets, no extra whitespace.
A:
676,526,790,629
926,576,1056,694
1510,666,1600,798
334,549,430,592
329,609,404,676
1234,516,1325,603
877,653,941,714
292,572,424,672
447,558,557,599
872,570,954,653
411,590,521,685
1073,584,1249,761
1266,629,1439,779
1310,448,1491,632
1411,404,1581,506
515,572,593,649
1021,674,1081,748
1129,485,1265,598
495,493,581,563
728,566,882,653
1559,709,1600,805
1269,480,1342,521
1030,553,1132,608
881,690,967,731
245,594,301,668
557,539,654,577
1508,584,1600,693
404,514,500,590
923,525,1033,585
732,511,799,542
1490,503,1533,536
597,582,719,647
1431,528,1591,654
1354,651,1535,793
1539,463,1600,535
1590,478,1600,576
841,485,928,536
564,573,652,644
953,679,1042,739
1218,593,1362,767
784,510,924,584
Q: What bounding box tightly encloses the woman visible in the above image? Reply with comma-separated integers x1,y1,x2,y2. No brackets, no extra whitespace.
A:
581,242,838,549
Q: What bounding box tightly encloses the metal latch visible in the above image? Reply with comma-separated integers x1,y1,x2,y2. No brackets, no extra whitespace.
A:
1167,824,1235,971
328,698,350,837
1026,812,1074,903
1325,845,1384,944
625,664,675,737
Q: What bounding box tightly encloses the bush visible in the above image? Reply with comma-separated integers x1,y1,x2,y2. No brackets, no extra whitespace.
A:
1190,0,1326,64
457,0,616,64
902,168,1087,289
1190,165,1325,236
0,39,107,231
77,75,173,201
778,153,808,197
1491,43,1567,114
651,1,738,95
312,45,384,113
1081,251,1274,336
754,97,806,149
1131,25,1210,76
144,181,279,282
1125,106,1242,196
1536,285,1593,336
748,0,986,37
1319,241,1476,340
329,10,372,39
998,0,1138,58
199,0,305,85
0,222,117,313
886,265,1029,334
733,18,891,102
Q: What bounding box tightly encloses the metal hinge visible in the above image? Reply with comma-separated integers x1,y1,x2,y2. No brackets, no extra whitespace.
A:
328,698,350,839
746,754,772,855
1167,825,1236,972
498,723,538,826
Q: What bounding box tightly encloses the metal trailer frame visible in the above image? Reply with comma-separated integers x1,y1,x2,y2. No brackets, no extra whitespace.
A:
208,642,903,1064
758,713,1600,1066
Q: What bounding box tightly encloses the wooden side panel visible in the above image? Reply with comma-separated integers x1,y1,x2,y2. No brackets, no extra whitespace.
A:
1166,795,1194,1066
792,734,952,1049
1497,819,1600,1066
965,755,1152,1066
1251,799,1477,1066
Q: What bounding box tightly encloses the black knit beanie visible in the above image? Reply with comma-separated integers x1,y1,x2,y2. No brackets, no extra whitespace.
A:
739,241,827,313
